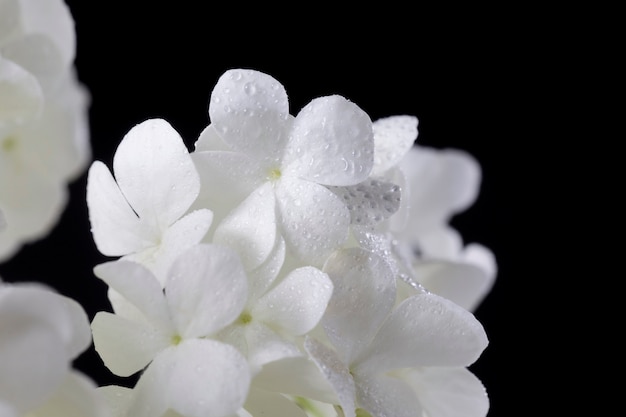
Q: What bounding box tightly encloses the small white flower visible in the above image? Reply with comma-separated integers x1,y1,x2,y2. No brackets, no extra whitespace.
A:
192,69,374,269
91,244,251,417
86,118,213,285
0,281,110,417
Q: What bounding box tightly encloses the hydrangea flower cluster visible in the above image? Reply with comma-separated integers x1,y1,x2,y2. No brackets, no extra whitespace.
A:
83,68,496,417
0,0,90,261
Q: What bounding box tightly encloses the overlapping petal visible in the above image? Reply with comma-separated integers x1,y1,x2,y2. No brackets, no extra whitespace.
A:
0,54,42,128
371,115,418,177
354,372,422,417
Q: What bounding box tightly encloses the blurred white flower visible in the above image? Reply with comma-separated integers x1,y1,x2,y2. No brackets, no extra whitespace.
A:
191,68,374,269
0,0,91,261
86,118,213,285
0,280,110,417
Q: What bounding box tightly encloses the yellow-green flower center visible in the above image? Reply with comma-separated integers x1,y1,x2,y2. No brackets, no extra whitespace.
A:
237,311,253,325
171,334,182,345
2,136,17,152
267,167,281,181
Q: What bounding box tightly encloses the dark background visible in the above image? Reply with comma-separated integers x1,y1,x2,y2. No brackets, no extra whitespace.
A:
1,3,546,416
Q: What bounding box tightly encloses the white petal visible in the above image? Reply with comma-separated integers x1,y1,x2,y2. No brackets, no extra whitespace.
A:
245,388,308,417
276,177,350,266
243,322,302,374
209,68,290,159
0,0,20,41
254,266,333,335
321,248,396,364
98,385,133,417
399,367,489,417
213,182,277,270
166,244,248,338
59,295,93,360
463,243,498,281
354,293,489,374
193,123,231,151
86,161,154,256
283,95,374,186
371,115,419,176
328,178,402,226
27,371,110,417
129,339,251,417
400,146,481,231
416,226,464,260
247,235,286,301
0,55,42,128
126,209,214,285
416,260,494,313
91,312,170,377
112,118,200,229
304,337,356,417
354,372,422,417
18,0,76,67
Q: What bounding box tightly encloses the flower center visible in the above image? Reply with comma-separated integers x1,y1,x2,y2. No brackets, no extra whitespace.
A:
267,167,282,181
2,136,17,152
237,311,253,325
171,334,182,345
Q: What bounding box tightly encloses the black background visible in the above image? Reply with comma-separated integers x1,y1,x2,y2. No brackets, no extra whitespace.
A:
0,3,545,416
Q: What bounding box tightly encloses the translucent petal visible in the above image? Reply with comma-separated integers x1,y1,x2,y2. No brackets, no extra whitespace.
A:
213,182,277,270
321,248,396,364
93,260,172,328
354,372,422,417
275,177,350,266
193,123,231,152
254,266,333,335
0,55,42,128
209,68,290,160
27,371,110,417
165,244,248,338
18,0,76,67
112,118,200,229
129,340,250,417
245,388,308,417
398,367,489,417
86,161,154,256
416,260,493,313
283,95,374,186
328,178,402,226
354,293,489,373
304,337,356,417
91,312,170,377
371,115,418,177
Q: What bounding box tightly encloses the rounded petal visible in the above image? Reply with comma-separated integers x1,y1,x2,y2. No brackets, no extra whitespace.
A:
193,123,231,152
98,385,133,417
86,161,154,256
209,68,290,160
213,182,277,270
275,177,350,266
321,248,396,364
283,95,374,186
399,367,489,417
355,293,489,373
304,337,356,417
93,260,172,328
165,244,248,338
328,178,402,226
129,339,251,417
355,373,422,417
91,312,170,377
112,118,200,229
247,235,285,301
371,115,418,176
0,55,42,129
253,266,333,335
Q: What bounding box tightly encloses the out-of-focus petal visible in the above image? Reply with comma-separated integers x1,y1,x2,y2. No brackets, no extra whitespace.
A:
354,372,422,417
245,388,308,417
354,293,488,374
304,337,356,417
213,182,277,270
398,367,489,417
0,0,20,41
254,266,332,335
276,177,350,266
209,68,289,160
129,340,250,417
283,95,374,186
165,244,248,338
0,55,42,128
98,385,132,417
328,178,401,226
86,161,154,256
112,118,200,230
371,115,418,177
91,312,170,377
321,248,396,364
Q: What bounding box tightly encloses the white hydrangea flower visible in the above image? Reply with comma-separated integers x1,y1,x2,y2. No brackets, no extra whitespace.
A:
303,248,489,417
0,0,91,261
191,68,374,269
90,244,251,417
0,280,110,417
86,118,213,285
